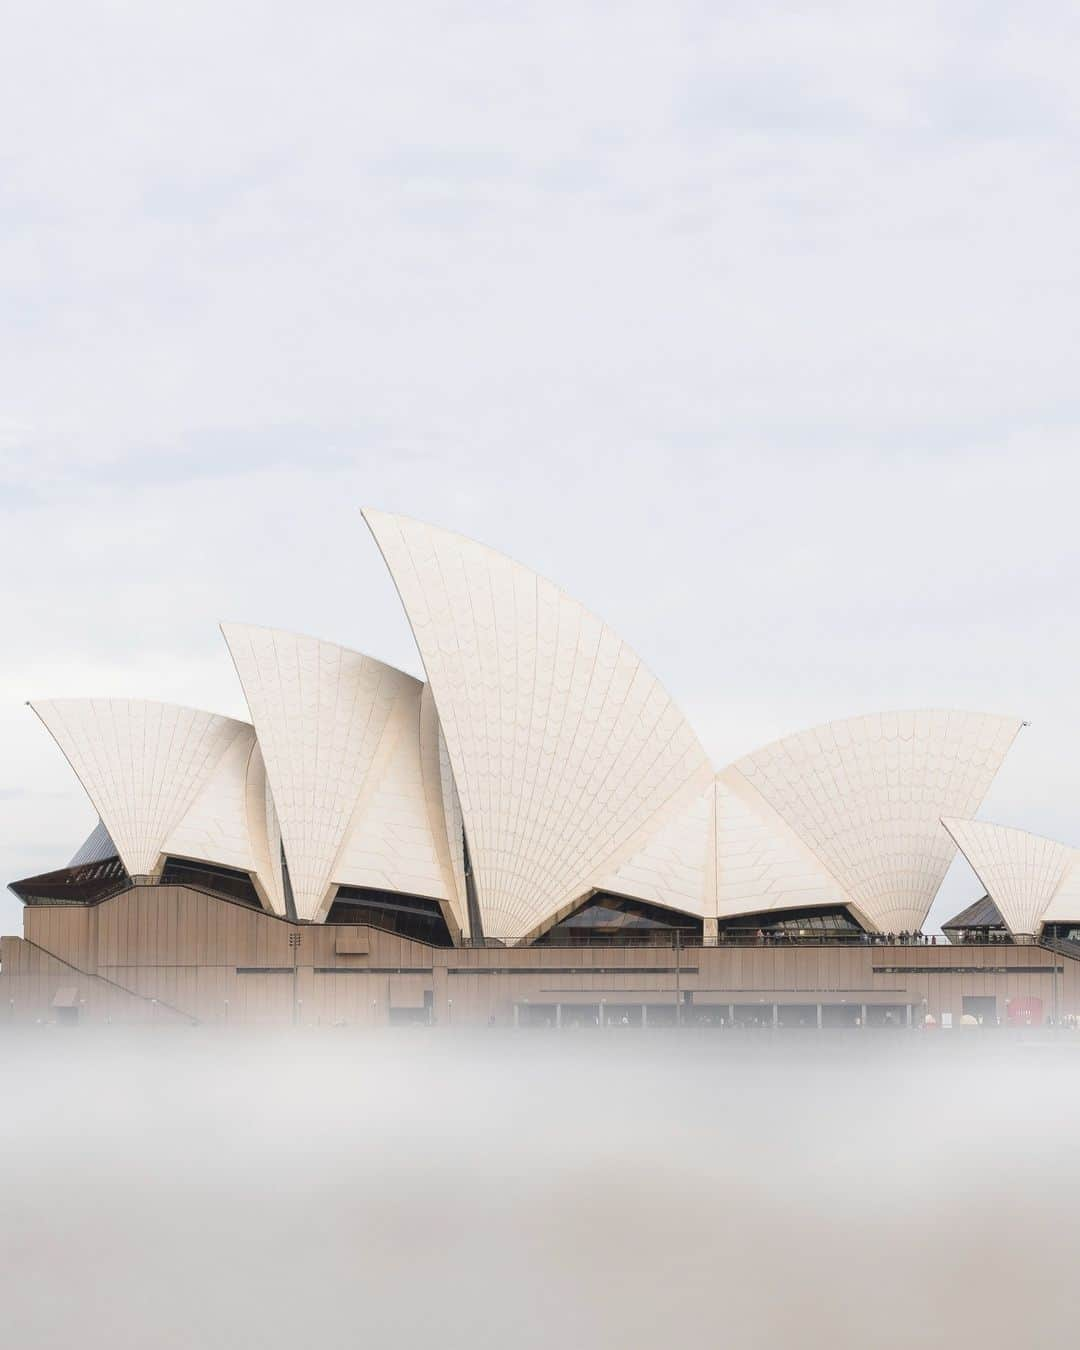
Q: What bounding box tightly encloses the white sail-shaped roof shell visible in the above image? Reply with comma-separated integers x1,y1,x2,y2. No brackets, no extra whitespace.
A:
731,710,1024,933
417,683,469,937
332,677,467,934
222,623,465,924
363,509,713,940
248,746,287,916
32,699,249,880
599,770,853,923
1040,859,1080,925
942,818,1075,938
162,720,261,875
163,727,286,915
598,784,713,916
713,768,849,919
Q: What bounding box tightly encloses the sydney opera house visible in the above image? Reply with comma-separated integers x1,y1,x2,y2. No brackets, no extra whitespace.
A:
4,509,1080,1029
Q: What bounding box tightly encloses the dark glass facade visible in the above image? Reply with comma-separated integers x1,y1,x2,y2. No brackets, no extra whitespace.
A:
327,887,454,945
717,905,864,941
159,857,265,909
941,893,1009,944
534,893,703,946
9,855,129,906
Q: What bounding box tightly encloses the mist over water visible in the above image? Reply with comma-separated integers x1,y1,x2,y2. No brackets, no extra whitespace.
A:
2,1033,1077,1348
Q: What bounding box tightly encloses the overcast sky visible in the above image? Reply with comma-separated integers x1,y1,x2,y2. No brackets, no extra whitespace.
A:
3,2,1080,934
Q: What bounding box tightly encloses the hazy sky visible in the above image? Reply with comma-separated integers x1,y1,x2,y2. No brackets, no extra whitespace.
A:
3,2,1080,934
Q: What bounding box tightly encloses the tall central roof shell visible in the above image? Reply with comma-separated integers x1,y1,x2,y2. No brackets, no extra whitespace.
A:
363,509,713,939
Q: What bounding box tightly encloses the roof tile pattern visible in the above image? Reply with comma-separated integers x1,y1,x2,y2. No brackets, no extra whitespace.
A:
942,818,1072,937
334,679,461,919
714,768,845,917
32,699,244,877
1040,858,1080,923
163,721,260,875
418,683,468,936
733,710,1024,933
1042,858,1080,923
364,509,712,940
222,623,420,922
246,747,286,915
599,784,713,915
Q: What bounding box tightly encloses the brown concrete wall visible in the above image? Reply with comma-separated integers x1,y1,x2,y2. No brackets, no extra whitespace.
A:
0,931,194,1025
1,885,1075,1028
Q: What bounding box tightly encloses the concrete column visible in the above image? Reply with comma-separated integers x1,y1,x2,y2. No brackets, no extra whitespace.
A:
432,965,449,1025
599,1001,606,1029
704,917,719,948
816,1004,823,1029
772,1003,779,1028
555,1003,562,1030
906,1004,913,1028
728,1003,735,1027
641,1003,648,1028
513,1003,520,1029
860,1003,868,1028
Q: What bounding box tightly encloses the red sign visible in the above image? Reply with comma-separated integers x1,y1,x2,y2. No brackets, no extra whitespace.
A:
1005,997,1043,1026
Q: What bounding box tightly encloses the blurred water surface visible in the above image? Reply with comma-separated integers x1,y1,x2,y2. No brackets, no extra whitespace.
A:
1,1032,1077,1347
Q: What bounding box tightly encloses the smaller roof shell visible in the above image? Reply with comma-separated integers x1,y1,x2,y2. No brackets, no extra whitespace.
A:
942,817,1080,938
221,623,467,926
32,698,251,880
732,709,1024,933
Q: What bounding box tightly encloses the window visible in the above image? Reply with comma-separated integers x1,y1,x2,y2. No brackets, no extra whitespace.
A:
534,893,703,946
716,906,863,941
327,888,454,946
10,855,128,906
160,858,264,908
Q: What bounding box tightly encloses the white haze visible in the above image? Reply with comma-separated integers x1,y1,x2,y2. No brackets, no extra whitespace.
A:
1,1033,1078,1347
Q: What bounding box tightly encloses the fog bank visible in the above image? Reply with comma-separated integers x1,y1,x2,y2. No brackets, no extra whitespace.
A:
1,1034,1076,1347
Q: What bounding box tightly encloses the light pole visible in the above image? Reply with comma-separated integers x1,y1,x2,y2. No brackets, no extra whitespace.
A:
674,928,682,1028
289,930,302,1025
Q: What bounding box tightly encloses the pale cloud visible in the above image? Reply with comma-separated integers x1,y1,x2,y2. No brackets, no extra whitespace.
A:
3,2,1080,932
